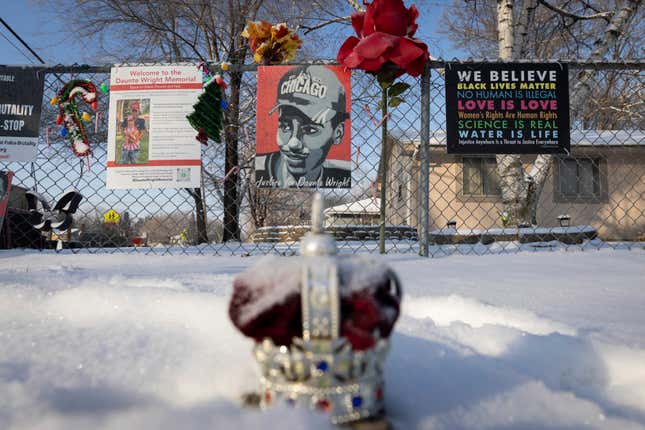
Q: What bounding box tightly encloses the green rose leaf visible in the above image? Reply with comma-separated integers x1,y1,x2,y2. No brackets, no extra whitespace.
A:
388,96,403,108
388,82,411,98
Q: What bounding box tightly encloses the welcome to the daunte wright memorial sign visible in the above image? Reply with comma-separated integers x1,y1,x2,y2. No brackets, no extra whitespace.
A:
445,63,570,154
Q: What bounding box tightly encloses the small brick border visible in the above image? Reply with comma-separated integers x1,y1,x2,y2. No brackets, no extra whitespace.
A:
430,227,597,245
251,225,418,243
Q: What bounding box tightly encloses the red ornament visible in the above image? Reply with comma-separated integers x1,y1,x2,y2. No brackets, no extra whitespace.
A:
56,115,63,125
91,101,98,110
214,75,228,90
316,399,331,411
195,128,209,145
336,0,429,80
376,387,383,400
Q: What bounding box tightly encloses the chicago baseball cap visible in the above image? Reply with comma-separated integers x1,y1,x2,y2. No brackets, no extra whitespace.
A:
269,66,347,125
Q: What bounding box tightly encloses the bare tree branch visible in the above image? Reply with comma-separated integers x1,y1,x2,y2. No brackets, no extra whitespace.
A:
514,0,538,57
537,0,613,22
300,15,351,34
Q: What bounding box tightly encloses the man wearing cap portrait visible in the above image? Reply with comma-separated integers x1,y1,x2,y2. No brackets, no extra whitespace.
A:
120,100,146,165
256,66,351,188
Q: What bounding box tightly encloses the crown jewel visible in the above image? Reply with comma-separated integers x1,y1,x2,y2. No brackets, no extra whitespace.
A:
229,193,401,423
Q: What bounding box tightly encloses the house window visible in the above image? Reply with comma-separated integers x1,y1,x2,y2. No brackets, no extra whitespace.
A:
556,158,604,202
462,157,501,197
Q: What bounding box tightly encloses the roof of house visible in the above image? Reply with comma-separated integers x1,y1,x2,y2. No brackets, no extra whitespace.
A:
569,130,645,146
324,197,381,216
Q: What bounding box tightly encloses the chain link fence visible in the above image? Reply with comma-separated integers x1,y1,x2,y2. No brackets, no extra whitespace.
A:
421,60,644,256
1,61,643,256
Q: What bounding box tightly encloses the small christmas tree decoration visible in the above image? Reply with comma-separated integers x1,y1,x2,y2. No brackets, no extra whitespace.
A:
186,78,225,145
99,83,109,93
229,194,402,424
54,80,98,157
81,112,91,122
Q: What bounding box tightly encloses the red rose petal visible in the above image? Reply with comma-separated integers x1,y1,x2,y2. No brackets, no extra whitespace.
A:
336,0,428,78
357,56,389,73
351,12,365,37
404,52,429,77
342,51,365,69
387,37,428,77
354,32,397,60
337,37,360,64
372,0,410,36
407,5,420,36
362,3,376,37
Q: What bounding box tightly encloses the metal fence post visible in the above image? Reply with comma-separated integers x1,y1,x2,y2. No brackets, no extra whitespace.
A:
418,65,430,257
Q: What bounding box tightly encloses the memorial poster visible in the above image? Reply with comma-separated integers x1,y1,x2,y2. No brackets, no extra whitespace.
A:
255,65,352,189
106,65,202,189
446,63,569,154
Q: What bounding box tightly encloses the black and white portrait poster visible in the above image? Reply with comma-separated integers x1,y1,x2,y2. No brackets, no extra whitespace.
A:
255,65,352,189
0,67,45,162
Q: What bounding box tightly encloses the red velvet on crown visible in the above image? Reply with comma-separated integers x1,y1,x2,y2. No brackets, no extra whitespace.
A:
229,268,400,351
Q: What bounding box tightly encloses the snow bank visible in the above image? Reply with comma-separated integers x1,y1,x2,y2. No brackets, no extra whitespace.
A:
1,248,644,429
404,294,576,336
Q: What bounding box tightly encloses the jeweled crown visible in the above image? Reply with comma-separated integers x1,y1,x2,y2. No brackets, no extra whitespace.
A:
229,194,402,424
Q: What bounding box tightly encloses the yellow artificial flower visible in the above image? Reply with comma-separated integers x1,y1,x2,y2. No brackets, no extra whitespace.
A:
241,20,301,65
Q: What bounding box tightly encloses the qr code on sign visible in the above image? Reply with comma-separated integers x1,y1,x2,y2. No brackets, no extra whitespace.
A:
177,168,191,182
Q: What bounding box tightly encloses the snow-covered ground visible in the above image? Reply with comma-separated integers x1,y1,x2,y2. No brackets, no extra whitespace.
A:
1,247,644,430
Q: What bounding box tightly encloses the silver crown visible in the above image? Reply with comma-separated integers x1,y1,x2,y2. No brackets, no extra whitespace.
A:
253,193,400,424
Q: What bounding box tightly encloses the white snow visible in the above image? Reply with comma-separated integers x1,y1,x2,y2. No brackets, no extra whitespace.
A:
324,197,381,215
1,247,644,430
430,225,597,235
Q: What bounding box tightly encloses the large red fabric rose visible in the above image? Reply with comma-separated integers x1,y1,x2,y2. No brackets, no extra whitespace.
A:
337,0,429,79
